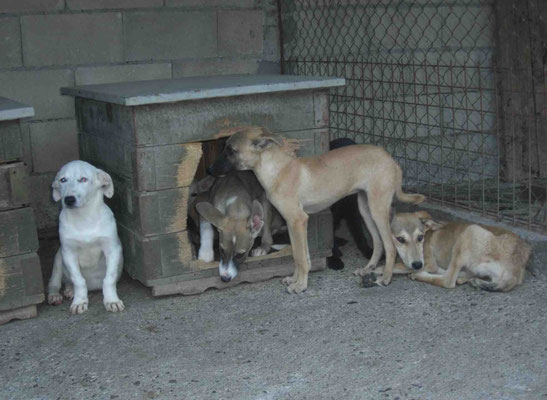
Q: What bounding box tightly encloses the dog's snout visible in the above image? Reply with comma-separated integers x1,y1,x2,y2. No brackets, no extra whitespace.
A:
411,261,423,270
64,196,76,207
220,275,232,283
206,166,213,176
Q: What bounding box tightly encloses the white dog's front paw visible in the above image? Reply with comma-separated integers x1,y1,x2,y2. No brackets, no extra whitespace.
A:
251,247,268,257
48,293,63,305
70,300,88,314
198,247,214,263
104,299,125,312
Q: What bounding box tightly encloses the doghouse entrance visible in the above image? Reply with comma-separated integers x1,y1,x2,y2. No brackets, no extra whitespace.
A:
187,137,293,269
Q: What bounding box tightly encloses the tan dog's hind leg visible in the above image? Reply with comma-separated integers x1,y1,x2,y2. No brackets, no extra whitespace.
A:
282,212,310,294
353,192,384,276
368,192,397,285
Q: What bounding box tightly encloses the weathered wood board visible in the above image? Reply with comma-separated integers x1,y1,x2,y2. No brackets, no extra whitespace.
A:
0,120,23,163
0,207,39,258
80,133,203,191
0,162,30,211
152,253,328,297
0,252,44,312
0,304,38,325
109,176,190,237
77,90,329,146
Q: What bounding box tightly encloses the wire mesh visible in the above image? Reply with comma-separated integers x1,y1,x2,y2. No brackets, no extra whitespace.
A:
278,0,547,231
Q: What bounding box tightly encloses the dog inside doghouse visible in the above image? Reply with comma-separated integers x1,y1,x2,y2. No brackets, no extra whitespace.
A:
187,137,291,282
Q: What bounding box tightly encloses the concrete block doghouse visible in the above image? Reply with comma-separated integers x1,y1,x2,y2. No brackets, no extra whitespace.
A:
0,98,44,325
61,75,345,296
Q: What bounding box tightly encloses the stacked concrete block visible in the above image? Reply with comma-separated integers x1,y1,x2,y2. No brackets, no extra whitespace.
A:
0,98,44,325
63,74,344,296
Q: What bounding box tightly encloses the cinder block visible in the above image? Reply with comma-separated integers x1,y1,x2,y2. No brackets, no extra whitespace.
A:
0,207,39,258
0,0,63,13
166,0,255,6
262,25,280,62
75,63,172,86
172,58,259,78
30,120,78,173
0,69,74,120
218,10,264,56
28,172,59,230
67,0,162,10
21,13,123,67
0,120,23,163
0,18,22,68
124,11,216,62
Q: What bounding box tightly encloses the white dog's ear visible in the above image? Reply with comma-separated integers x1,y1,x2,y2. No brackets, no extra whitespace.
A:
252,136,282,151
97,169,114,198
51,172,62,202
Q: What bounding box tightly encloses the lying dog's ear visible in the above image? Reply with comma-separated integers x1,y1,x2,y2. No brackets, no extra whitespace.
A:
196,202,226,230
249,200,265,237
97,169,114,198
422,218,446,231
413,210,433,220
51,172,62,202
252,136,282,151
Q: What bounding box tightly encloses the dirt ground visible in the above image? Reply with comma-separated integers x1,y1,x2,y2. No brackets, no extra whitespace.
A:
1,217,547,400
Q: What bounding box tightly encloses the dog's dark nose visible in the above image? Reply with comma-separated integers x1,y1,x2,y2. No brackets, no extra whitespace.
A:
411,261,423,270
206,166,213,176
220,275,231,283
64,196,76,207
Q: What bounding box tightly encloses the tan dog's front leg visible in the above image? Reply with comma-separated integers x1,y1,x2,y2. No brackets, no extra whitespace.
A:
283,213,310,294
411,247,466,289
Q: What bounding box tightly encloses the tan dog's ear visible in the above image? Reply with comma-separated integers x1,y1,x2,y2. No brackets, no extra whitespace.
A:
249,200,265,236
251,136,282,151
214,125,253,139
51,171,62,202
413,211,432,219
422,219,446,231
97,169,114,198
196,202,226,230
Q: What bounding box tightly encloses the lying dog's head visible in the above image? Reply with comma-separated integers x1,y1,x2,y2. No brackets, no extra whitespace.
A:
52,160,114,209
390,211,445,271
196,200,265,282
208,126,282,177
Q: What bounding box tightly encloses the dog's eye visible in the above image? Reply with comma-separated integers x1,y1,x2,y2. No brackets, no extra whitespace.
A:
396,237,406,244
417,235,424,242
60,177,67,183
79,177,88,183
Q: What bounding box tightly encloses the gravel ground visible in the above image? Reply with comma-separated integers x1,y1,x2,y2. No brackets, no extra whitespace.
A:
1,220,546,400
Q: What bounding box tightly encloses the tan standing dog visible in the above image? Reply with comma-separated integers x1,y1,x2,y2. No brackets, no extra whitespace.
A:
376,211,531,292
208,126,425,293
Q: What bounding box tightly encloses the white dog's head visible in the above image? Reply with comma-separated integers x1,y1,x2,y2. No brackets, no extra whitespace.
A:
52,160,114,209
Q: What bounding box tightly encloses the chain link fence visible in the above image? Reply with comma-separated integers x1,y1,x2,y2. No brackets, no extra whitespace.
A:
278,0,547,231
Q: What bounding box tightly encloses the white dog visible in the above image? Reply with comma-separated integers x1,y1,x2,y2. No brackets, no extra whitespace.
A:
47,160,124,314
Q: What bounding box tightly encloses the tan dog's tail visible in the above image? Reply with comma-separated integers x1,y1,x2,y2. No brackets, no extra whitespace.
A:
395,188,426,205
393,164,426,204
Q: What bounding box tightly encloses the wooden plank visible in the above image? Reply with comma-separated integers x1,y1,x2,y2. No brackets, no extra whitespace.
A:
0,252,44,311
80,133,203,191
0,207,39,258
151,255,327,297
0,304,38,325
110,176,190,237
0,120,23,163
0,162,30,211
117,223,194,284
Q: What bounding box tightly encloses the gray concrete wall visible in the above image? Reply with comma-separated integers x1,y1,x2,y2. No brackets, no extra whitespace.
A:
0,0,280,230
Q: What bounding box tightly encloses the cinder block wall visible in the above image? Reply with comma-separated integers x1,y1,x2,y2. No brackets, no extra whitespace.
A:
0,0,280,231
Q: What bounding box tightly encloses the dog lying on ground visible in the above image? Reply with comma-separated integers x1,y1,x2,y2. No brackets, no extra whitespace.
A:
47,160,124,314
366,211,531,292
208,126,425,293
195,170,285,282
